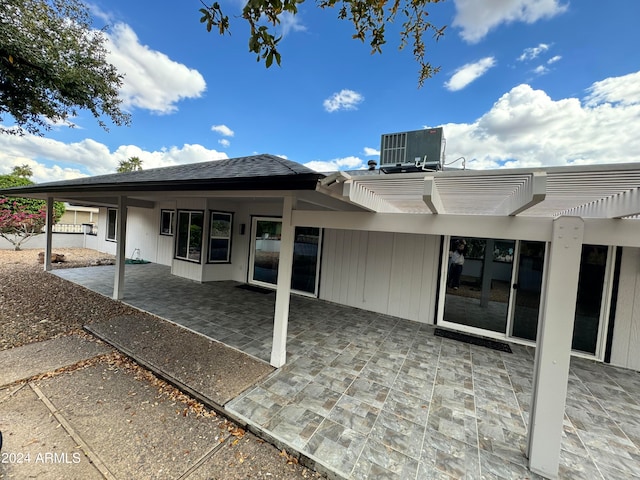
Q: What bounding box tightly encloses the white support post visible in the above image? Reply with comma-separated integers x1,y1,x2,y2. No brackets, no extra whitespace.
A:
528,216,584,479
270,196,295,368
44,196,54,272
113,196,128,300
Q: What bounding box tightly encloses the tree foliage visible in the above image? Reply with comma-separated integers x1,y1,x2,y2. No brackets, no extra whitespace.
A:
117,156,143,173
11,164,34,178
200,0,447,86
0,175,65,250
0,0,130,136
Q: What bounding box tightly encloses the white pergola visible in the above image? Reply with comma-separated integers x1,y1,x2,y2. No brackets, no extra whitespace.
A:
285,163,640,479
37,162,640,479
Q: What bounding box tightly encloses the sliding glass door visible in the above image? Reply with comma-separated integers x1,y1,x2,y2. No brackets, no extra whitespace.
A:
249,217,322,296
439,236,613,357
510,241,546,341
441,237,515,335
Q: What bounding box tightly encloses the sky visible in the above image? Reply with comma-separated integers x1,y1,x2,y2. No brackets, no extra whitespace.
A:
2,0,640,183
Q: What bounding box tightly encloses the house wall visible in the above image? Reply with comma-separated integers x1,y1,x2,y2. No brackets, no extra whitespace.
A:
610,247,640,371
319,229,441,324
92,206,167,263
201,199,243,282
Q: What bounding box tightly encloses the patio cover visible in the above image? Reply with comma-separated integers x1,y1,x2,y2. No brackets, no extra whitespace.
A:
4,157,640,479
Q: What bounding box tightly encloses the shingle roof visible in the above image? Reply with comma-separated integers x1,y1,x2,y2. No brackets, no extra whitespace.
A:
1,154,323,195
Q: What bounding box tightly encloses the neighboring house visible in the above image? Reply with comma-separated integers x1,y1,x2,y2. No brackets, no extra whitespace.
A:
53,204,99,234
58,203,99,226
3,153,640,478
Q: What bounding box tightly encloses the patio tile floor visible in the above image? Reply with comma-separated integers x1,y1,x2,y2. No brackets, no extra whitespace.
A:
54,263,640,479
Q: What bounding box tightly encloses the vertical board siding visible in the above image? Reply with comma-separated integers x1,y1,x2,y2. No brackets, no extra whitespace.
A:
125,207,159,263
610,247,640,370
320,229,440,323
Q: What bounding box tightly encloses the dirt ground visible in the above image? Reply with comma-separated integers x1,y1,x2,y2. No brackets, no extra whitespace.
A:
0,248,136,351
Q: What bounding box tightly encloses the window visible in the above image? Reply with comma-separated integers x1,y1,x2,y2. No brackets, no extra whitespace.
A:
175,210,204,263
106,208,117,241
208,211,233,263
160,210,175,236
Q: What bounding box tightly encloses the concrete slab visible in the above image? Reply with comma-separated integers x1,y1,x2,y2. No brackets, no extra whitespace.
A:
0,335,112,387
186,431,324,479
0,385,103,480
35,361,232,479
86,315,274,407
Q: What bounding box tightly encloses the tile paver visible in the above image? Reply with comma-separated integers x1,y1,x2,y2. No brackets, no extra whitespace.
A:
54,264,640,479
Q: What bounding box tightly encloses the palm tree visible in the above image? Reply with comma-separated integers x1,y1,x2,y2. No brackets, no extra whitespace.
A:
117,157,143,173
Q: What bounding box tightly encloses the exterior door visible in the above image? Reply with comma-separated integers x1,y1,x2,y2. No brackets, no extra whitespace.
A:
440,237,515,335
249,217,322,296
438,236,613,358
510,241,546,341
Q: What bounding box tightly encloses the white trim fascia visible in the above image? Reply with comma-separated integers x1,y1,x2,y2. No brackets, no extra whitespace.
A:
292,211,554,241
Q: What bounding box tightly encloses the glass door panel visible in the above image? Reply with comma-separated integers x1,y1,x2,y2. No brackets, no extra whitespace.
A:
250,218,321,295
572,245,608,354
252,220,282,285
443,237,515,334
292,227,321,294
511,241,546,341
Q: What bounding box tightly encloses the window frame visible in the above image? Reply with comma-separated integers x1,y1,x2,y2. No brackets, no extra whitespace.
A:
174,210,204,264
160,209,175,236
106,208,117,242
207,210,233,264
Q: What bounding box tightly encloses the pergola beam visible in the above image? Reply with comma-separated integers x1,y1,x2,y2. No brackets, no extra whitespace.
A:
423,176,444,214
556,187,640,218
495,172,547,216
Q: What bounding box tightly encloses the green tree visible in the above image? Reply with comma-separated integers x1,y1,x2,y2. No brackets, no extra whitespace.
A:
0,0,130,136
117,156,143,173
11,164,34,178
200,0,447,86
0,175,66,250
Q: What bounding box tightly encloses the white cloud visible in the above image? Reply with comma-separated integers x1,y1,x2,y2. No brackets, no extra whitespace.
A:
364,147,380,156
445,57,496,91
547,55,562,64
533,65,548,75
518,43,550,61
211,124,235,137
453,0,567,43
218,139,231,148
323,90,364,112
279,11,307,36
304,156,365,172
0,131,228,182
105,23,206,114
439,71,640,169
584,71,640,107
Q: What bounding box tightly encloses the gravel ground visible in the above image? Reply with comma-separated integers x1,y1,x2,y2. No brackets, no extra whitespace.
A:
0,247,324,479
0,248,136,351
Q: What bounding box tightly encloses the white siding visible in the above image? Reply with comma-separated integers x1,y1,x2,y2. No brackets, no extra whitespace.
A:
125,207,159,263
94,208,117,256
319,229,441,323
610,247,640,371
